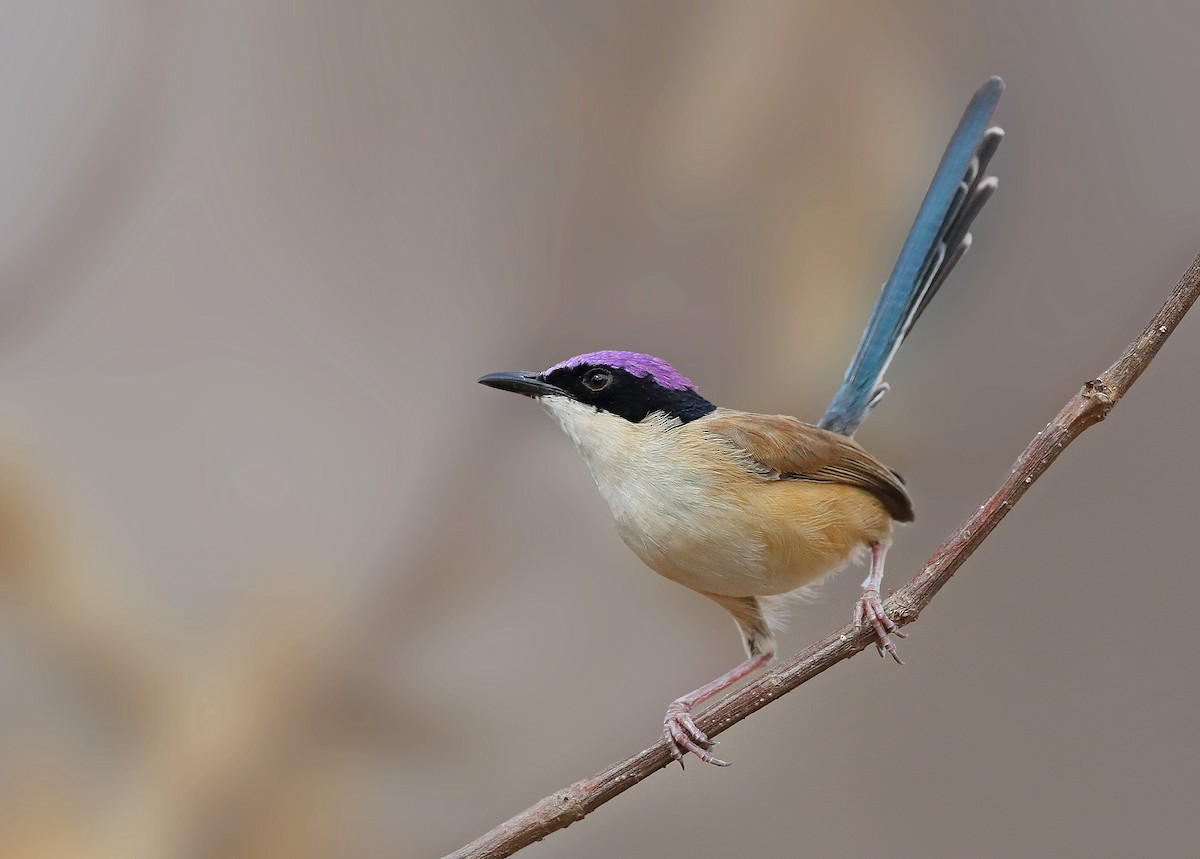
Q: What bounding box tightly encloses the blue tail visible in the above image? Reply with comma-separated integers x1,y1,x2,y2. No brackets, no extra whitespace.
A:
819,77,1004,437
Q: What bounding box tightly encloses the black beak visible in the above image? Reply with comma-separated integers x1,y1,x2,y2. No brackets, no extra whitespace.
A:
477,370,566,398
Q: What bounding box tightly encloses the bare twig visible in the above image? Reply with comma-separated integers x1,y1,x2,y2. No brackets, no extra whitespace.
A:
447,254,1200,859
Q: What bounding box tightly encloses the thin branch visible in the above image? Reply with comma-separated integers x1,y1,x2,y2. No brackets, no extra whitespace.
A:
447,253,1200,859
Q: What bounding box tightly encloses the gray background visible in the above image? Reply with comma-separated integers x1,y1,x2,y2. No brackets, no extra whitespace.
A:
0,3,1197,857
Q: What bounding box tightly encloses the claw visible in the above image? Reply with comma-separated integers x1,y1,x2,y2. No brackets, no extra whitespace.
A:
663,704,729,767
660,650,771,768
855,587,906,664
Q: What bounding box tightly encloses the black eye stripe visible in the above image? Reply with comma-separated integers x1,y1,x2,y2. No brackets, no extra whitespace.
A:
542,364,715,424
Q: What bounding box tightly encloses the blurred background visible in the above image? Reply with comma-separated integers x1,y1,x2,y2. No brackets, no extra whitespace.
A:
1,2,1198,857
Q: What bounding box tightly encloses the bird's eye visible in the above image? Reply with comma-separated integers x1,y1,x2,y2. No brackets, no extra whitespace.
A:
582,368,613,392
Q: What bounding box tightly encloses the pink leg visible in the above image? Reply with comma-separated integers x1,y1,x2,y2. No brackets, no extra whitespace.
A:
663,651,770,767
853,542,907,663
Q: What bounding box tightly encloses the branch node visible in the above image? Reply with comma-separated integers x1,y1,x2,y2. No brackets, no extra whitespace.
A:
885,589,920,625
1082,377,1115,409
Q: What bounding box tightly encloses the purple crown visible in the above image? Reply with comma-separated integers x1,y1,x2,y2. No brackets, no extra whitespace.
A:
546,351,697,392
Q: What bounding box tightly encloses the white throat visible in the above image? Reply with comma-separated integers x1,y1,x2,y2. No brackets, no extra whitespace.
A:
538,396,676,477
535,395,759,593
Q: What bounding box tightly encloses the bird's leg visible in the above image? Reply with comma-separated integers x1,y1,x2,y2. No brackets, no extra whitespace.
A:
663,650,770,768
663,594,774,767
854,541,907,662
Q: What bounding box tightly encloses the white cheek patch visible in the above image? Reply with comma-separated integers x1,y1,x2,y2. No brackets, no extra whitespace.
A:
538,396,637,469
537,394,585,423
538,396,594,443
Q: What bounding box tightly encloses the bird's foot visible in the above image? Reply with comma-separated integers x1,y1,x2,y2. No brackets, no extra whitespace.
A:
853,587,907,663
663,701,728,768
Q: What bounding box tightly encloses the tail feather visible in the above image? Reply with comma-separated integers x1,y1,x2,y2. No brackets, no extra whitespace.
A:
819,78,1004,436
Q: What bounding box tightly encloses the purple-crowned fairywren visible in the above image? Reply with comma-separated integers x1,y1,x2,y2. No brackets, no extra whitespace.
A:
480,78,1004,766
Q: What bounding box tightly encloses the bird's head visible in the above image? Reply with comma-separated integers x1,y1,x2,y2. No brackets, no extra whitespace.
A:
478,351,715,427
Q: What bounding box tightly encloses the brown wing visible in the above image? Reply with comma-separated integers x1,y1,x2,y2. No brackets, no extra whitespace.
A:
702,411,914,522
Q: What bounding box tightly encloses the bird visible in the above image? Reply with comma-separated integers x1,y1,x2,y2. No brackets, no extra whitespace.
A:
478,77,1004,767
